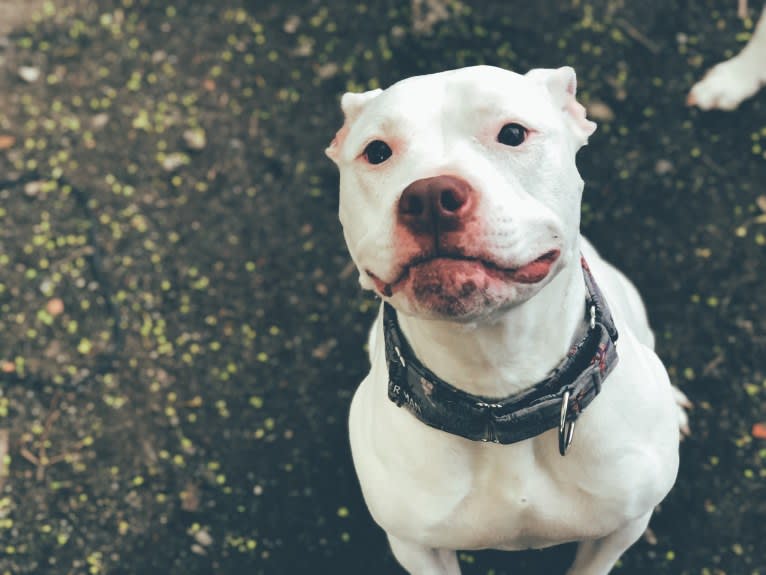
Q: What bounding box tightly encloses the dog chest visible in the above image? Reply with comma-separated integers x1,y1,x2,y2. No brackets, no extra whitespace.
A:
350,375,674,552
363,444,659,551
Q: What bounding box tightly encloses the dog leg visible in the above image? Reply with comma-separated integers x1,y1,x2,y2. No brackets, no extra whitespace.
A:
688,6,766,110
565,512,652,575
388,535,461,575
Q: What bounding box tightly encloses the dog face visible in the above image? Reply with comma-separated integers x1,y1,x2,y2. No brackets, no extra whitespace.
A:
327,66,596,321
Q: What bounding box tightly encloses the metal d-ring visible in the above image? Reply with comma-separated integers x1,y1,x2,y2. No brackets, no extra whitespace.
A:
559,390,576,456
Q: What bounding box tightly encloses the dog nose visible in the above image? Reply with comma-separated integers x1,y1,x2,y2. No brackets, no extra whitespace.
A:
398,175,475,234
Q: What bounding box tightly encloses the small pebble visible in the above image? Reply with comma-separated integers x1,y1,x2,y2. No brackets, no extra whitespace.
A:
654,159,674,175
283,15,300,34
162,153,188,172
18,66,40,83
317,62,339,79
91,113,110,130
183,128,207,151
24,181,43,197
194,529,213,547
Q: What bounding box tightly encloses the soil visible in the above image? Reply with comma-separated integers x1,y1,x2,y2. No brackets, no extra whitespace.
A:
0,1,764,574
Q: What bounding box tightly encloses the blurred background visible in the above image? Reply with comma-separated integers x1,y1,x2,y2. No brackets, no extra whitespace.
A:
0,0,764,573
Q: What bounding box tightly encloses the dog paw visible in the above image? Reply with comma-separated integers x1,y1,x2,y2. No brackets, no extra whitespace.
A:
672,386,692,438
687,56,764,110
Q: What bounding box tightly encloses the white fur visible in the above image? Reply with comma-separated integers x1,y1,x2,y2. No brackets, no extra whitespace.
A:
327,66,685,575
688,5,766,110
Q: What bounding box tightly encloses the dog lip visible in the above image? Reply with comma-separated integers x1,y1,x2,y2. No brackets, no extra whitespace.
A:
529,249,560,265
366,249,560,296
512,249,560,284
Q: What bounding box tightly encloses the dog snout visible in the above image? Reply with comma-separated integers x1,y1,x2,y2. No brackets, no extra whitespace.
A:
397,175,475,235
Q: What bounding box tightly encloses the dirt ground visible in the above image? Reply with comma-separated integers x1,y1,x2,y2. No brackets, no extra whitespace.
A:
0,1,45,35
0,0,764,574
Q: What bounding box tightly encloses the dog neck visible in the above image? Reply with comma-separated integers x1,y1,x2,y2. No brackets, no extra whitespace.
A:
396,247,587,398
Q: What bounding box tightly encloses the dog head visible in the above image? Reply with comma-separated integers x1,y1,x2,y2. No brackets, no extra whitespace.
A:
326,65,596,321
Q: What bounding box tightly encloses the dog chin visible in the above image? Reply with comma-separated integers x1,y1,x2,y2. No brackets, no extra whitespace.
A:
388,258,553,321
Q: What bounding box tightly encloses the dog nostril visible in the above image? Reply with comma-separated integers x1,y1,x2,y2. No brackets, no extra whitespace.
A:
400,194,424,216
398,176,472,228
440,189,464,212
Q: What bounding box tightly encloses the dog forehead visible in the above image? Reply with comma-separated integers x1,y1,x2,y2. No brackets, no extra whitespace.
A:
341,66,554,155
381,66,540,111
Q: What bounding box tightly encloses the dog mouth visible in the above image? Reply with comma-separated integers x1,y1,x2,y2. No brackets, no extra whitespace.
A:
367,249,561,297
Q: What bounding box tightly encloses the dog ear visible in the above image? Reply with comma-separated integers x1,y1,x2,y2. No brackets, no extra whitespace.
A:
525,67,596,146
340,89,383,121
325,89,383,162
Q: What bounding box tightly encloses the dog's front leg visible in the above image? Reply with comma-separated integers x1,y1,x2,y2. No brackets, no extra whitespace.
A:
388,535,461,575
688,5,766,110
565,511,652,575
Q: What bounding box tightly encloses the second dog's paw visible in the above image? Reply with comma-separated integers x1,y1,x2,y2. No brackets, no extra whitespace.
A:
687,57,764,111
672,386,692,438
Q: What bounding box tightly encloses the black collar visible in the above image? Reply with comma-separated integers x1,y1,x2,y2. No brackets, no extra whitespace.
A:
384,257,619,455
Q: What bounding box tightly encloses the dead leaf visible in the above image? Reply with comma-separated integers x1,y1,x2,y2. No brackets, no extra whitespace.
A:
0,135,16,150
756,195,766,214
643,526,658,545
587,101,615,122
180,482,200,512
312,338,337,360
46,298,64,316
752,422,766,440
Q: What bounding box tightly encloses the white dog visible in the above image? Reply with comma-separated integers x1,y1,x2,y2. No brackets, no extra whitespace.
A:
327,66,688,575
689,5,766,110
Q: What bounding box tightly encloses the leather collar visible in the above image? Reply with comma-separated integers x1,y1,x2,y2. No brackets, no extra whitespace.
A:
384,257,619,455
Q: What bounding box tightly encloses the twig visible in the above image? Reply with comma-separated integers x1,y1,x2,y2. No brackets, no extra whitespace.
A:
35,391,63,480
703,354,725,376
338,260,356,280
0,429,8,489
615,18,661,54
19,447,39,466
17,391,86,481
738,0,749,20
701,154,726,176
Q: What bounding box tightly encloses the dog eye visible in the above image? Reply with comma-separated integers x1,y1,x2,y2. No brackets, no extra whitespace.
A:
497,123,527,147
364,140,393,164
